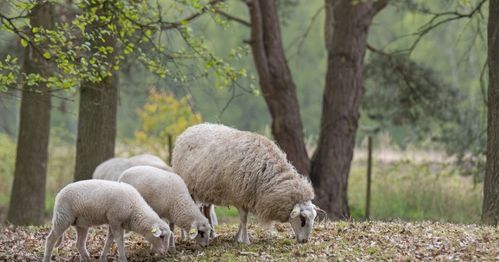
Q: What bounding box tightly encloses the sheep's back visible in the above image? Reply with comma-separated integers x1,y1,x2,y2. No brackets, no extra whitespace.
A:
54,180,145,226
172,123,291,209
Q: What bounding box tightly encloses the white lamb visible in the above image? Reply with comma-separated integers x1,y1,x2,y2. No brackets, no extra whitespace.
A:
118,166,212,250
43,180,171,262
92,154,172,181
172,123,319,244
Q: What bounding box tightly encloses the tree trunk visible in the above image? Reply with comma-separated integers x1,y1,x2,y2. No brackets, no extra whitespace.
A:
309,0,388,219
482,0,499,226
7,3,54,225
245,0,310,176
74,4,118,181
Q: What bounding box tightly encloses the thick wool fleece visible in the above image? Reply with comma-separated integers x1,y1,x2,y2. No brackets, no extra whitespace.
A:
93,154,172,181
118,166,208,230
172,123,315,223
51,180,166,237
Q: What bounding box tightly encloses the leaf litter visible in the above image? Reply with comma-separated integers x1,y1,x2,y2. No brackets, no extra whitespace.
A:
0,221,497,261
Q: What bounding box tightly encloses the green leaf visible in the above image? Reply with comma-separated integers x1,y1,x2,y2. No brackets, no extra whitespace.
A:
21,39,28,47
42,52,51,59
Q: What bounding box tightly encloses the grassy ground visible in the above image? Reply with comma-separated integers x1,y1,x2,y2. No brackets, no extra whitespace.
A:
1,221,497,261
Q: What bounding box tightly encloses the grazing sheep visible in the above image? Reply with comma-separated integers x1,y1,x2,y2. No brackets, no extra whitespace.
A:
43,180,171,262
92,154,172,181
118,166,211,250
172,123,318,244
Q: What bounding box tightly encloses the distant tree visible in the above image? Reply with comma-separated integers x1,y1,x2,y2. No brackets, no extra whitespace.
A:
244,0,388,219
73,1,118,181
7,1,55,225
483,0,499,226
244,0,310,176
310,0,389,219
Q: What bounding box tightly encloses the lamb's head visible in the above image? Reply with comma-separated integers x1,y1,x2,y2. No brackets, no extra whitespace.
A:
145,222,171,254
288,201,317,243
190,218,211,247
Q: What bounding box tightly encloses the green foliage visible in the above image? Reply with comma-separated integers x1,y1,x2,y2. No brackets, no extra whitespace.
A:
133,90,202,160
0,0,247,91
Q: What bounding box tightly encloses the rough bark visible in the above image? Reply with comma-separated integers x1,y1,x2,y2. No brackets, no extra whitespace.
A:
7,2,54,225
309,0,388,220
74,4,118,181
482,0,499,226
245,0,310,176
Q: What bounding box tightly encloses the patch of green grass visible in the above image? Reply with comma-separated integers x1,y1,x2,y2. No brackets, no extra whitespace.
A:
348,160,483,224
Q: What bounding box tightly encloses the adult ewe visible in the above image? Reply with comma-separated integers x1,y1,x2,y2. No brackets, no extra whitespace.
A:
43,180,171,262
92,154,172,181
172,123,318,244
118,166,211,250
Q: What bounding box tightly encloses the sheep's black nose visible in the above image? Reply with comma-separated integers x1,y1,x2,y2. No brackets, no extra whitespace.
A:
298,238,308,243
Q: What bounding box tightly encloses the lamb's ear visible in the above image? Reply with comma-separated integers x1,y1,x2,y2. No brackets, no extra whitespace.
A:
151,225,162,238
290,205,301,219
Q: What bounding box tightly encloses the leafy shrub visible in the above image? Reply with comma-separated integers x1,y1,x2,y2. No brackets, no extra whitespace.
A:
132,89,202,161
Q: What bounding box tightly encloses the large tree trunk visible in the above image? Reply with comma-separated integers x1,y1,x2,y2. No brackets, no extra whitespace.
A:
73,4,118,181
309,0,388,219
7,3,54,225
245,0,310,176
482,0,499,226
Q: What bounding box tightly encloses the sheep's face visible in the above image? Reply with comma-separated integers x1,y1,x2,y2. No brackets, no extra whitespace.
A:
146,223,171,254
191,220,211,247
288,201,317,243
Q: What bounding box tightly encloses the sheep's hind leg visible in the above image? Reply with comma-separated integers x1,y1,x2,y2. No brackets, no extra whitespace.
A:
75,226,91,262
43,224,69,262
100,227,114,262
235,207,250,244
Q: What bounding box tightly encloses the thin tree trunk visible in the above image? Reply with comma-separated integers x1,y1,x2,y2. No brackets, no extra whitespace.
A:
245,0,310,176
309,0,388,219
74,4,118,181
482,0,499,226
7,2,54,225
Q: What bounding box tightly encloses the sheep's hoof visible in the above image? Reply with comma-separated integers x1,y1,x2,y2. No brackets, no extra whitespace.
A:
235,235,250,245
80,254,91,262
168,247,177,253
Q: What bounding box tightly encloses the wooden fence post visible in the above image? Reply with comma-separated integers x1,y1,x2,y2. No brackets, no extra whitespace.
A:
167,134,173,166
365,135,373,220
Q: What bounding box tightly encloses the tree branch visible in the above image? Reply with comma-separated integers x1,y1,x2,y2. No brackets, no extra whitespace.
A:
214,9,250,27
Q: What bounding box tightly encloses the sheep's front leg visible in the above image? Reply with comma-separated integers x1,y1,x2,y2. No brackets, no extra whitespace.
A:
110,224,127,262
203,204,217,238
235,207,250,244
100,227,114,262
168,223,176,252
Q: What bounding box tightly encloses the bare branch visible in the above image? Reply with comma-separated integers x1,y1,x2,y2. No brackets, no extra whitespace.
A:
214,9,250,27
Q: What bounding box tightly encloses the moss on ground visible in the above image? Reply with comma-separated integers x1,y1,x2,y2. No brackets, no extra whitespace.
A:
0,221,497,261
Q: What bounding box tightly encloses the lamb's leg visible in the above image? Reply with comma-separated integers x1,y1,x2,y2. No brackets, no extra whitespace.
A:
110,224,127,262
75,226,90,262
43,225,68,262
203,204,217,238
235,207,250,244
100,227,114,262
168,223,176,252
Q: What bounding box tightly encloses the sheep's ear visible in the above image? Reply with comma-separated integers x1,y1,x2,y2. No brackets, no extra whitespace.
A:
290,205,300,219
151,226,162,238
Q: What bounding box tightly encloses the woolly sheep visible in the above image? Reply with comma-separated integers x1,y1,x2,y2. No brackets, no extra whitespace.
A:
43,180,171,262
92,154,172,181
172,123,318,244
118,166,211,250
